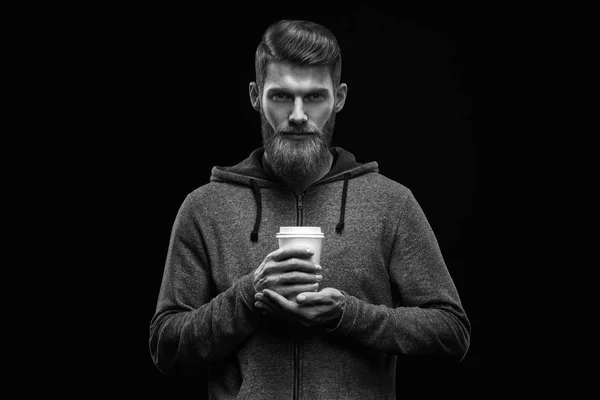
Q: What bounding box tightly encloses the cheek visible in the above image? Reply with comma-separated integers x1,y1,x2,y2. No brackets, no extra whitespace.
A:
310,104,335,128
263,103,289,129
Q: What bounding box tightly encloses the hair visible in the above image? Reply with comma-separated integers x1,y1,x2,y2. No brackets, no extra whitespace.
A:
255,20,342,92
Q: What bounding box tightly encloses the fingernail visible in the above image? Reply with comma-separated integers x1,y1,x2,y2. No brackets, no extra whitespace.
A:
307,248,314,254
297,294,306,302
316,274,323,282
315,264,322,271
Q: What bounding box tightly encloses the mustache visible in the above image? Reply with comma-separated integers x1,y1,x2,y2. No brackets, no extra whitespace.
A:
277,124,321,135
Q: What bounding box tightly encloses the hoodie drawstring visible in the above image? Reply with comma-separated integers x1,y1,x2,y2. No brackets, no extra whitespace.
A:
335,173,351,234
249,173,349,241
250,179,262,242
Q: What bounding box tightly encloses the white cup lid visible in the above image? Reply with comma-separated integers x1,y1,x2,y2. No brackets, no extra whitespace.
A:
278,226,322,235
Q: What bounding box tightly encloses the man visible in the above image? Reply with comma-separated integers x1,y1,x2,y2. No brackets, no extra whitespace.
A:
149,19,470,399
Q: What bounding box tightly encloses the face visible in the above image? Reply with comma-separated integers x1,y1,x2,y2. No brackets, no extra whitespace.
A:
250,61,347,182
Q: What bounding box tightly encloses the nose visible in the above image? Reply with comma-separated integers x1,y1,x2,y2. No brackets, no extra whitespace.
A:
289,98,308,125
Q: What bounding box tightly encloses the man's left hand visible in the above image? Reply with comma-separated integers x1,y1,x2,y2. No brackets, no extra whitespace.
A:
254,287,345,328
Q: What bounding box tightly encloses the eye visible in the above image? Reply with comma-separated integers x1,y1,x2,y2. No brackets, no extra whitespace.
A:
307,93,326,102
271,92,291,101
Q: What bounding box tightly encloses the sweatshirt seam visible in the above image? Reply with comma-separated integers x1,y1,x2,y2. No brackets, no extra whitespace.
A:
236,273,256,310
183,193,215,282
343,295,358,336
386,190,412,277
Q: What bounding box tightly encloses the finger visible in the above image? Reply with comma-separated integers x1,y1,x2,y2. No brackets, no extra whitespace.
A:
255,292,274,305
254,300,267,314
256,274,318,295
270,246,315,262
278,283,320,299
254,292,277,310
277,271,323,284
276,259,322,274
262,289,296,311
295,290,329,305
255,294,281,314
256,283,318,303
255,300,277,314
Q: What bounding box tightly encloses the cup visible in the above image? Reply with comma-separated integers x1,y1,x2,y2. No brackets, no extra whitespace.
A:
276,226,324,265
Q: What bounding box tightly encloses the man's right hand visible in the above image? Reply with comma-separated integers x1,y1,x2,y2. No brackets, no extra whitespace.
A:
253,246,323,301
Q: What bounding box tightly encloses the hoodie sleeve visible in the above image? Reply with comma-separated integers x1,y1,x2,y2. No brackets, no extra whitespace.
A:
328,191,471,361
149,193,259,375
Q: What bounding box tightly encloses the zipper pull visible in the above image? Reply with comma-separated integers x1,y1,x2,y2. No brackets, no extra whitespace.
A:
295,192,306,227
297,192,307,209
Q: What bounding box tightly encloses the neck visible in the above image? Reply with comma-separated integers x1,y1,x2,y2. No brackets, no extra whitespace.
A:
264,150,333,194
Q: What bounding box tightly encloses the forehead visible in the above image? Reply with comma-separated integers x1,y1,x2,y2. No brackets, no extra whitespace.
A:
263,62,333,92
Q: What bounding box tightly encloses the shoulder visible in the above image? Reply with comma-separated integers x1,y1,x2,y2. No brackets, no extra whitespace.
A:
187,181,249,201
354,171,413,202
181,181,253,217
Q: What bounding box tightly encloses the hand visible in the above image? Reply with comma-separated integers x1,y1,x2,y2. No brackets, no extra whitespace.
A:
253,246,323,301
254,287,345,328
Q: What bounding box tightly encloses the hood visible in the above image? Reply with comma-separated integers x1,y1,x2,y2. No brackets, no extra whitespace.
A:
210,147,379,241
211,147,378,187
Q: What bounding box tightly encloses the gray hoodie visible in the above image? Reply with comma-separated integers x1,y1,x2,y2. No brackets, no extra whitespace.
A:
149,147,470,399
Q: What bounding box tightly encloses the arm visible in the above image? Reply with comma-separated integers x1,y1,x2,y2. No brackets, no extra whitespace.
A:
148,194,259,376
328,191,471,360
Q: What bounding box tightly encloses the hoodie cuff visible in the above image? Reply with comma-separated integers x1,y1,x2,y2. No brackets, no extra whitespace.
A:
326,291,358,335
235,273,259,312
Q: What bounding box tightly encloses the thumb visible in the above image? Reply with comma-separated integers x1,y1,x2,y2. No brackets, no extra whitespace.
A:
296,291,320,304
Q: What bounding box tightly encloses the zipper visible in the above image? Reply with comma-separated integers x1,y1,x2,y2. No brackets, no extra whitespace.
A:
293,191,306,400
295,192,305,226
293,343,300,400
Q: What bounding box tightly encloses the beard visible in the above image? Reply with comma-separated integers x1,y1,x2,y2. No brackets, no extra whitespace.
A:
261,110,336,182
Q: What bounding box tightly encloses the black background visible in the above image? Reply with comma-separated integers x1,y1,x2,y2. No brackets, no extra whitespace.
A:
65,2,490,397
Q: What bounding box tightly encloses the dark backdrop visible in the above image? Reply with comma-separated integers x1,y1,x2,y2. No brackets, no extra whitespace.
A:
84,3,484,397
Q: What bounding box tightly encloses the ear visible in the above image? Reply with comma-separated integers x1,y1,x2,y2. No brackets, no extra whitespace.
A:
334,83,348,113
249,82,261,111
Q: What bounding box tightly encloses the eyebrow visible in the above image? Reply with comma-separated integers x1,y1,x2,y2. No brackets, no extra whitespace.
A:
266,87,330,96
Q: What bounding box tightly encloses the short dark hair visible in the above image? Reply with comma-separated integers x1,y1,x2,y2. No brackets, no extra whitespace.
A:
255,20,342,92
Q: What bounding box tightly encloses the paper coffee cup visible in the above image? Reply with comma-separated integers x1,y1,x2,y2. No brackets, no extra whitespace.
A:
276,226,324,264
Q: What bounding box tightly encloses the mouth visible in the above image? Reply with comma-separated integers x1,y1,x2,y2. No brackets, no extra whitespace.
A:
281,133,313,140
279,130,317,140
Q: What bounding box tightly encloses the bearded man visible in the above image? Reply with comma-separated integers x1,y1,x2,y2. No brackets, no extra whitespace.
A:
150,19,470,400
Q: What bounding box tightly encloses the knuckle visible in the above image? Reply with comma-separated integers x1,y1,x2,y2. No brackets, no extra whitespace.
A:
256,275,275,289
287,258,310,271
256,277,268,288
300,260,315,271
266,250,280,263
278,247,293,258
288,271,302,281
267,275,278,284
